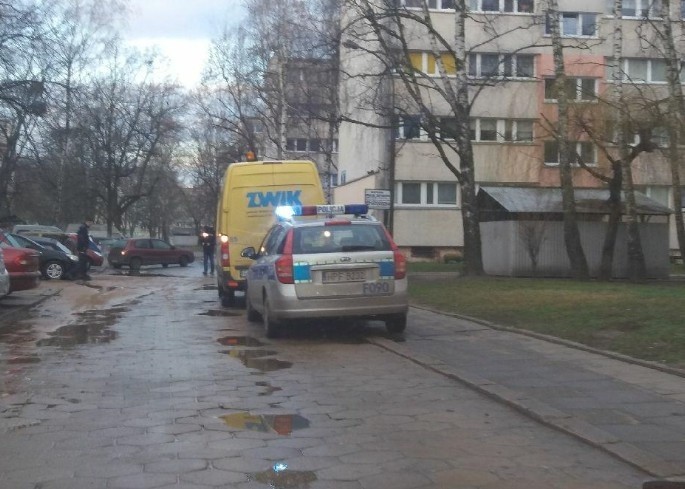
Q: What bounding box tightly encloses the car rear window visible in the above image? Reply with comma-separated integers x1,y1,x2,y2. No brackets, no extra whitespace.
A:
293,224,391,255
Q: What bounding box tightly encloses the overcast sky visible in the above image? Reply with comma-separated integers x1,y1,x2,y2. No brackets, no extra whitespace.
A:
123,0,245,88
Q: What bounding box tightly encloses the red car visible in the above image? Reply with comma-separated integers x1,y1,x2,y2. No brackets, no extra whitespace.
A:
0,245,41,293
107,238,195,270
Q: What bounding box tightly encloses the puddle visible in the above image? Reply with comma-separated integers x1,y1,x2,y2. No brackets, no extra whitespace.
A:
200,310,242,317
198,285,217,291
7,356,40,364
217,336,264,347
251,465,317,488
255,381,282,396
220,349,290,372
35,306,127,347
220,412,309,435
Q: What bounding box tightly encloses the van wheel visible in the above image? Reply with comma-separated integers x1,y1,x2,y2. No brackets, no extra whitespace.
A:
179,256,188,267
221,289,235,307
263,296,280,338
245,292,260,322
385,313,407,334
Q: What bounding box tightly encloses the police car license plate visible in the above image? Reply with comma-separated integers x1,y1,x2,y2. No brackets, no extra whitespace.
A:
323,270,366,283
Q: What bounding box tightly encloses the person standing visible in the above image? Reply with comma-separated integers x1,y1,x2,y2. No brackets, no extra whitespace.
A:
201,226,216,276
75,219,93,280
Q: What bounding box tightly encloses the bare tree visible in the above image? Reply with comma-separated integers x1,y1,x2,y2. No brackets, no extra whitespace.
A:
75,47,185,236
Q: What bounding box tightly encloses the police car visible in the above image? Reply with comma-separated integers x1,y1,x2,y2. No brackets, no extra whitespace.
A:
240,204,408,338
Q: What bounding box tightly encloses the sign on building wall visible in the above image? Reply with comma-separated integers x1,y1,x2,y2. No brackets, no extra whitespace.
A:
365,189,391,209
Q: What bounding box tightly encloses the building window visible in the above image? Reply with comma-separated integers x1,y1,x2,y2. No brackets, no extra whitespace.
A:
544,77,597,101
470,118,535,142
397,115,422,139
309,139,321,152
340,170,346,185
623,0,662,18
468,0,534,13
545,12,597,37
607,58,668,83
468,53,535,78
544,140,596,165
409,51,457,76
439,117,459,140
396,181,459,206
400,0,456,8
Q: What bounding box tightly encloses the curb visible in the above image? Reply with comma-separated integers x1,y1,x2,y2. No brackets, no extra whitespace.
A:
367,305,685,479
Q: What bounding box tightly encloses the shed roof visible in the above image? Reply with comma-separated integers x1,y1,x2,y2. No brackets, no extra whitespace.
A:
478,186,672,216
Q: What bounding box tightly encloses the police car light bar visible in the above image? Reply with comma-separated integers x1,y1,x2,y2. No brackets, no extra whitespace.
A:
275,204,369,220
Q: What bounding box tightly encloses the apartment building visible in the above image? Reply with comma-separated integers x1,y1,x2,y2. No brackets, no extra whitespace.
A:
336,0,685,260
259,58,340,202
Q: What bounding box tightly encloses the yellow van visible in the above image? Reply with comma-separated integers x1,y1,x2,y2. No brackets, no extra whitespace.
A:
215,160,326,306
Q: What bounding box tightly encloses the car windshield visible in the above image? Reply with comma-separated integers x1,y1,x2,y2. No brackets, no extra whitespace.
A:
49,240,72,255
293,224,391,254
6,233,42,250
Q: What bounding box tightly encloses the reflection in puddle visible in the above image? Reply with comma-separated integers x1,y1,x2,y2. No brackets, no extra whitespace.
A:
256,381,282,396
36,307,126,347
200,310,242,317
219,349,291,372
220,412,310,435
251,466,317,488
217,336,264,347
7,356,40,364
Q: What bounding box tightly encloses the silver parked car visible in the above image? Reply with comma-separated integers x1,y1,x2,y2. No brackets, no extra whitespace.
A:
241,204,408,338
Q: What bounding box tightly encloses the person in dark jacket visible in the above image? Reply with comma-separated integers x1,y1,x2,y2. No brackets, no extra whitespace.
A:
75,219,93,280
201,225,216,276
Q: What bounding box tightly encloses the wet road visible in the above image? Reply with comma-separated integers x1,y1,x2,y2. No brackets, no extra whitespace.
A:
0,264,651,488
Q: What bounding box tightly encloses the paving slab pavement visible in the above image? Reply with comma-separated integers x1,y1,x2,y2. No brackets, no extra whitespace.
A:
369,306,685,480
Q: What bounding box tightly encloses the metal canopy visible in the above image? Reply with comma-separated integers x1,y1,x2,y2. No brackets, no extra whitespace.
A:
478,186,672,216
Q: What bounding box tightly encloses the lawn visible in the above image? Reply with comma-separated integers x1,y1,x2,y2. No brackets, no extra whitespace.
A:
408,272,685,370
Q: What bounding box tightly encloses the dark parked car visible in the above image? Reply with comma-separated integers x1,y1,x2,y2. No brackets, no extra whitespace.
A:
0,232,77,280
0,244,41,292
107,238,195,270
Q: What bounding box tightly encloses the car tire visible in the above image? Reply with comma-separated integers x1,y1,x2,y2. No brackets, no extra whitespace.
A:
179,256,188,267
130,257,142,271
245,291,260,322
111,264,122,269
385,313,407,334
42,260,64,280
263,296,280,338
221,289,235,307
162,263,169,268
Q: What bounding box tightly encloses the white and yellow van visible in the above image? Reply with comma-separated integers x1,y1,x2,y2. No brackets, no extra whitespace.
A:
215,160,326,306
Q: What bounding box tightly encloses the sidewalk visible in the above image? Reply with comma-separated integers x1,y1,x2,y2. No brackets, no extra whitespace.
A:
370,306,685,480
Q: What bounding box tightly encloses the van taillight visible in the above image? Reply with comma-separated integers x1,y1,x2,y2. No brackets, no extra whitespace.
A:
220,241,230,267
275,255,294,284
393,250,406,279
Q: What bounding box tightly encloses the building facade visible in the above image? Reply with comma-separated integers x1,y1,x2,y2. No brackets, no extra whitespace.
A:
336,0,685,260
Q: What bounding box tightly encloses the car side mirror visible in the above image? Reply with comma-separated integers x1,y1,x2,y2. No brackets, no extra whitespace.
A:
240,247,257,259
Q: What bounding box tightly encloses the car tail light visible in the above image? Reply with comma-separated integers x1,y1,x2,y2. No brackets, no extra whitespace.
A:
382,226,406,279
275,230,294,284
393,250,406,279
275,255,294,284
220,240,230,268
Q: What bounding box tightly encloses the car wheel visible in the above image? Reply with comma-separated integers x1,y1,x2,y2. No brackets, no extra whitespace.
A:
112,264,122,269
263,296,280,338
43,260,64,280
162,263,169,268
179,256,188,267
245,291,260,322
385,313,407,334
130,257,142,271
221,288,235,307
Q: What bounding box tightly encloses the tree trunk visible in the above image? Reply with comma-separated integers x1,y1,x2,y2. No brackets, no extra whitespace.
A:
548,0,589,279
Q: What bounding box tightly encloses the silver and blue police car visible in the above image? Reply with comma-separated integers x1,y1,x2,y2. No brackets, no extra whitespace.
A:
240,204,408,338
